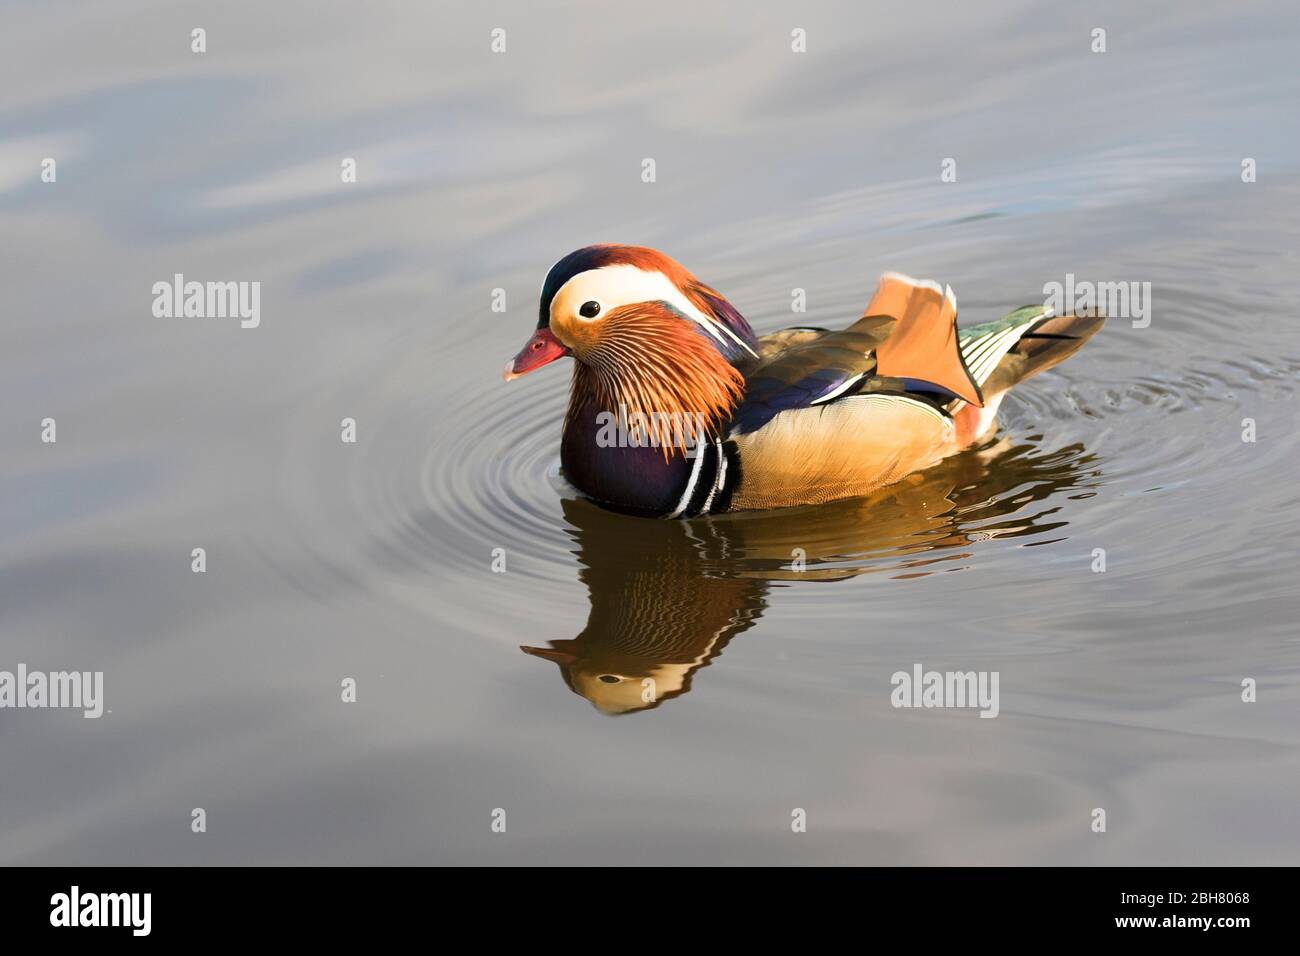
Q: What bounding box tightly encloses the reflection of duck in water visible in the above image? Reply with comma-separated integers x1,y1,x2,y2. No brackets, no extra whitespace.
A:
523,437,1099,714
523,498,767,714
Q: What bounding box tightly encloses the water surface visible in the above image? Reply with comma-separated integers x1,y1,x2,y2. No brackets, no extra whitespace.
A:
2,0,1298,864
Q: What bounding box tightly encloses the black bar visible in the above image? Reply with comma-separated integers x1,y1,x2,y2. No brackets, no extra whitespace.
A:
0,866,1282,941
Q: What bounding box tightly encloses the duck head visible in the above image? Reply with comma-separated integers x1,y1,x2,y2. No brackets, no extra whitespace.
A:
504,245,760,456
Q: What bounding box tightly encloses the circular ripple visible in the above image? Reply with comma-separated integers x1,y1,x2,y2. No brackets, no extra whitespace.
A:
262,249,1300,641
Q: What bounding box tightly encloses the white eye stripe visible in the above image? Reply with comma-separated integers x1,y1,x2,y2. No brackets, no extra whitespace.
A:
551,265,700,322
549,264,758,358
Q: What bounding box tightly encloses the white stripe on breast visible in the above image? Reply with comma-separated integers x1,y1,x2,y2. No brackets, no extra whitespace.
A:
666,442,708,518
699,442,727,514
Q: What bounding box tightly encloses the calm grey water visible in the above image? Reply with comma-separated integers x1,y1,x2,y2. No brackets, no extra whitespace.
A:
2,0,1298,865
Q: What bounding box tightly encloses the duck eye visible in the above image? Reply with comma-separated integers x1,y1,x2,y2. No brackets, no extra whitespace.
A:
579,300,601,318
598,674,620,684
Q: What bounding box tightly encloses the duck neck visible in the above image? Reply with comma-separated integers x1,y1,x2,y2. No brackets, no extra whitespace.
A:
565,330,744,460
560,327,744,513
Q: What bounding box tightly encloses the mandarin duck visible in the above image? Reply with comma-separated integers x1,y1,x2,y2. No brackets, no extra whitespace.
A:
504,245,1103,516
